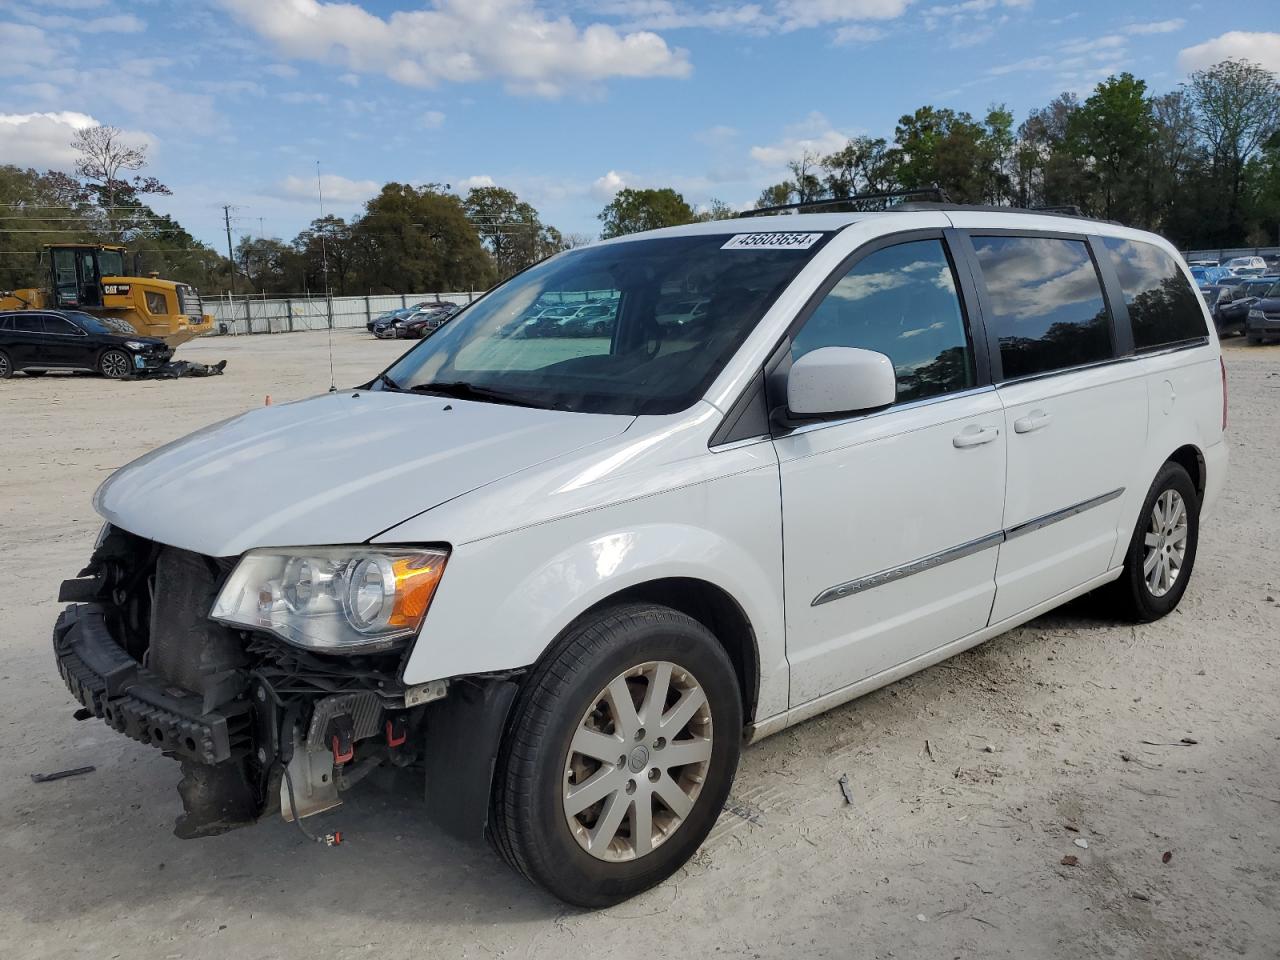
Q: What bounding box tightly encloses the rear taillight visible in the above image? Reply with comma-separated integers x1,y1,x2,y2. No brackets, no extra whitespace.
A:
1221,356,1228,432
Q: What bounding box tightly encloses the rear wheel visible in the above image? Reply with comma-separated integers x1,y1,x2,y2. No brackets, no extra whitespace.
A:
1103,461,1199,622
0,350,10,379
99,349,131,379
491,603,742,907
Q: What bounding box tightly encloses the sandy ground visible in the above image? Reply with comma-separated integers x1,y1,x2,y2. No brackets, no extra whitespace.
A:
1,329,1277,960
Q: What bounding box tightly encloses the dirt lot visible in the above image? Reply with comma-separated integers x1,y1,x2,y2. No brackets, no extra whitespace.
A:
2,330,1277,959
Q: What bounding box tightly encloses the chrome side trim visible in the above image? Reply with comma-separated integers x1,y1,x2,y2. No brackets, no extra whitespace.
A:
810,486,1126,607
811,531,1005,606
1004,487,1125,541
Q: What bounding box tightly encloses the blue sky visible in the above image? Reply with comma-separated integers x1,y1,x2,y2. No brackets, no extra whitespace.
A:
1,0,1277,254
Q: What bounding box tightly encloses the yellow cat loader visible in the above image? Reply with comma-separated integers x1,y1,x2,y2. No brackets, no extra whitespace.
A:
0,244,213,347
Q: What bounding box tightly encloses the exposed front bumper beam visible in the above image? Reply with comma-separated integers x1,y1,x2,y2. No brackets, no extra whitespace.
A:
53,603,244,765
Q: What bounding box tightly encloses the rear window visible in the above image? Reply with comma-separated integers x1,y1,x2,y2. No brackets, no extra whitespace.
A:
1100,238,1208,350
972,235,1114,380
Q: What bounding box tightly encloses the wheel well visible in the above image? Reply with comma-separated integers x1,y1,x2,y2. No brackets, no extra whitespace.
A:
1167,444,1205,501
583,578,760,727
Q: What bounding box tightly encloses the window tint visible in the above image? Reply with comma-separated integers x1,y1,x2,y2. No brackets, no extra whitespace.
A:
13,315,43,333
0,316,9,331
1100,238,1208,350
973,236,1113,379
43,316,79,335
792,239,974,403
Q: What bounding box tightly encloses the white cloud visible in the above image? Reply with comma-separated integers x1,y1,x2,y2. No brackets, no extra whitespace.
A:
0,111,152,170
217,0,691,97
1177,31,1280,74
604,1,772,33
749,111,853,167
338,72,360,87
1124,19,1185,36
457,174,496,191
1060,35,1125,55
695,124,739,145
277,173,380,205
263,63,299,78
278,91,329,104
420,110,446,129
834,24,885,44
592,170,628,199
776,0,910,30
0,23,59,75
8,10,146,33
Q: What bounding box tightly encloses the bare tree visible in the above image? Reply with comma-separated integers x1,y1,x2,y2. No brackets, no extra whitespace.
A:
71,125,149,210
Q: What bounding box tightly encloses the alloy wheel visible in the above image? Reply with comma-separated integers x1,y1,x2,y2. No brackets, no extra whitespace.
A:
562,660,713,862
101,352,130,379
1143,489,1188,598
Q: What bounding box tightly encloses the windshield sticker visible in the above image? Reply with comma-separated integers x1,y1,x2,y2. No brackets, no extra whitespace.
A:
722,232,824,251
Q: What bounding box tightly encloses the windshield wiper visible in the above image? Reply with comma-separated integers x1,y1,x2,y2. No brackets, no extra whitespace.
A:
374,372,402,391
409,380,543,408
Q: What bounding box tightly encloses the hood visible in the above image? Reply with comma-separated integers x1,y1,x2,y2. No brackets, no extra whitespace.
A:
95,390,633,556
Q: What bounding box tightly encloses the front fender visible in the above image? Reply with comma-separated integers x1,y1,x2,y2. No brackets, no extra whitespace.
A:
399,465,788,722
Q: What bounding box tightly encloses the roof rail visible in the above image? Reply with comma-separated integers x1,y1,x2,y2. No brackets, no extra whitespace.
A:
738,186,953,218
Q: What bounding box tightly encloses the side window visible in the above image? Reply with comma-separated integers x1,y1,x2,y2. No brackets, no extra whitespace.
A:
13,316,43,333
792,238,975,403
972,235,1114,380
43,316,79,336
1100,238,1208,350
0,316,10,331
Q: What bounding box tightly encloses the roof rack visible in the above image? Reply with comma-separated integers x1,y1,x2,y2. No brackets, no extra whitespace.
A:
740,190,1112,225
738,187,953,218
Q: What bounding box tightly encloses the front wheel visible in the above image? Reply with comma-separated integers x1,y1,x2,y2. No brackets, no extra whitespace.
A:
1103,461,1200,622
490,603,742,908
0,350,12,378
99,349,131,379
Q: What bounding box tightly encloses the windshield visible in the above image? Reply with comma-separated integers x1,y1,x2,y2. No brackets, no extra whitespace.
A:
382,232,830,415
98,249,126,277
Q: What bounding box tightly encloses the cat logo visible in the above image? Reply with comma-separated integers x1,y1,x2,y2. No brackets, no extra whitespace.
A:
103,283,131,296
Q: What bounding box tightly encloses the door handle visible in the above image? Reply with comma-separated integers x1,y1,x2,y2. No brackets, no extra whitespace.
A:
1013,409,1052,434
952,425,999,448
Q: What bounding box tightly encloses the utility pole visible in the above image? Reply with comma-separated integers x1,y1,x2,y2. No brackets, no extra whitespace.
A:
223,204,237,298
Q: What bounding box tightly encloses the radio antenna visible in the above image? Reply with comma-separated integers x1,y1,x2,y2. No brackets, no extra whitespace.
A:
316,160,337,393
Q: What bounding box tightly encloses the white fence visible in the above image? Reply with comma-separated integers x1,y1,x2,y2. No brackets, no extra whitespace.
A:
206,291,483,335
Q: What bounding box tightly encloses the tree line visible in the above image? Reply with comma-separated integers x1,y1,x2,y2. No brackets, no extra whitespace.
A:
600,58,1280,250
2,56,1276,302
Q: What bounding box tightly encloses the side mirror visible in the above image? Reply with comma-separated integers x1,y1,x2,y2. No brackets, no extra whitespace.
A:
786,346,896,419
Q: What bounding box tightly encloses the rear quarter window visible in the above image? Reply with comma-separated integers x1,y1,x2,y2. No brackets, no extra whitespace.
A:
971,235,1114,380
1100,238,1208,350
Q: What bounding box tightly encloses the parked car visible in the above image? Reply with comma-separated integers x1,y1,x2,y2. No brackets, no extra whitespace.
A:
1199,281,1253,333
367,308,414,334
1189,264,1231,286
0,309,172,379
1223,256,1267,277
400,303,461,339
1246,280,1280,344
54,209,1226,908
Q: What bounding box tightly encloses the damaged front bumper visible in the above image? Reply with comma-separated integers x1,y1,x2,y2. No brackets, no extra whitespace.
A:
51,528,515,843
54,603,244,765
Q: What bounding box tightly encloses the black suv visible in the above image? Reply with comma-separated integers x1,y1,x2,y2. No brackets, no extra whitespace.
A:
0,310,172,379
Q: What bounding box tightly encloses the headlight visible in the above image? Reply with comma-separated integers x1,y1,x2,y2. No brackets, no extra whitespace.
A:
211,546,448,652
1249,308,1265,319
124,340,147,351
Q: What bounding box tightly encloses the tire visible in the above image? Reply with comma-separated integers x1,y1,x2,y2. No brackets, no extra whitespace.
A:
1103,461,1200,622
0,350,10,379
99,349,131,380
1247,332,1263,345
490,603,742,908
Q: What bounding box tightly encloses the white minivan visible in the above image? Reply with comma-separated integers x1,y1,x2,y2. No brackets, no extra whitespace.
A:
54,206,1227,906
